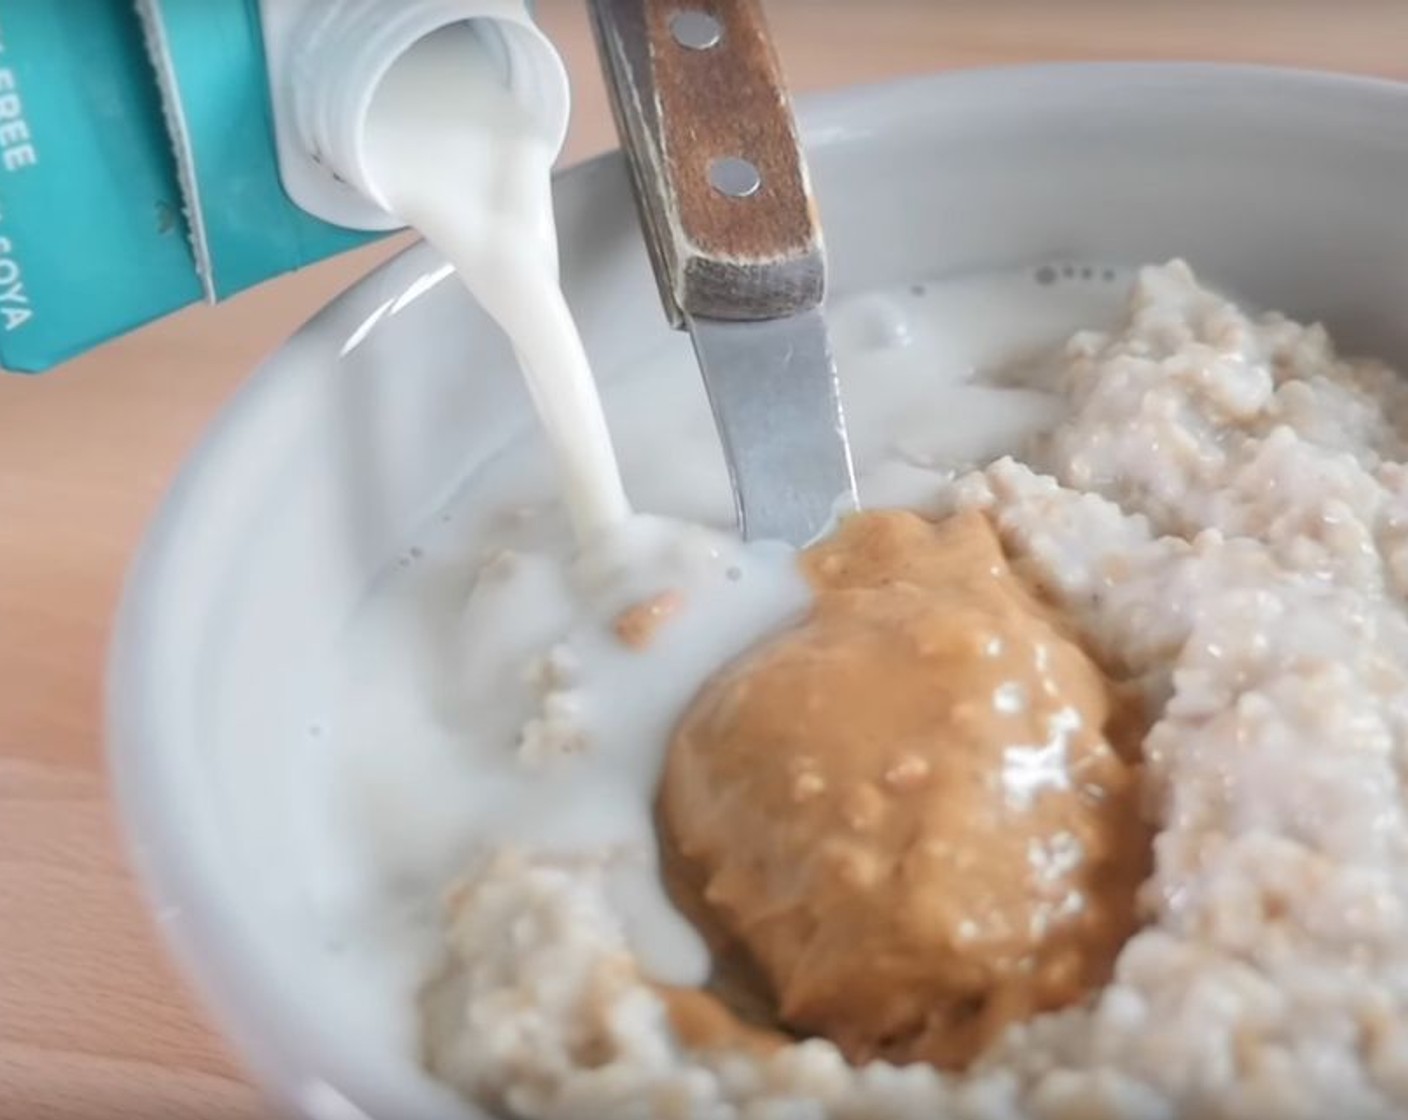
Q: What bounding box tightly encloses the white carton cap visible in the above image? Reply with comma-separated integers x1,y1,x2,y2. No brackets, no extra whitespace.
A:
260,0,570,230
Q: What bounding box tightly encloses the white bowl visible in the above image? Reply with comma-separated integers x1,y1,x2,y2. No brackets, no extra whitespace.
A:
108,64,1408,1119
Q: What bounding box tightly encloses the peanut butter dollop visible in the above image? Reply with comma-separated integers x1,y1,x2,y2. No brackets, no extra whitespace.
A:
657,510,1148,1069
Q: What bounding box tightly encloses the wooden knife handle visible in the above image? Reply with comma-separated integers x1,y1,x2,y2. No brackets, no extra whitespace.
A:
588,0,825,326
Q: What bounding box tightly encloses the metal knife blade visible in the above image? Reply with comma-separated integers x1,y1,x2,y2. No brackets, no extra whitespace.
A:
688,311,856,544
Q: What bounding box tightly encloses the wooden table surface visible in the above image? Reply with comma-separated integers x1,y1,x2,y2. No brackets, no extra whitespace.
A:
4,2,1407,1116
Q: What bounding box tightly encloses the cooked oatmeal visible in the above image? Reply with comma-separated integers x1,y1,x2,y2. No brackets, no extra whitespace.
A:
422,262,1408,1120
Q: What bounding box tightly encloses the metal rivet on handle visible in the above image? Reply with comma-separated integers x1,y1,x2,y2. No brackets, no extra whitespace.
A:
670,10,723,50
709,156,761,198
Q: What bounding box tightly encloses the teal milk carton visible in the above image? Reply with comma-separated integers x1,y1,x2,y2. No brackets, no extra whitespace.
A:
0,0,567,373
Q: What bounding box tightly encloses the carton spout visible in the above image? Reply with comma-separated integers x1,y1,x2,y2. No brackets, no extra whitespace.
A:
259,0,570,231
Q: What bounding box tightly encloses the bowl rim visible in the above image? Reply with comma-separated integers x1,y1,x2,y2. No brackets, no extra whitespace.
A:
106,60,1408,1117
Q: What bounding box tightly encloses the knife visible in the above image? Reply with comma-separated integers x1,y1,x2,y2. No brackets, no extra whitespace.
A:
587,0,858,546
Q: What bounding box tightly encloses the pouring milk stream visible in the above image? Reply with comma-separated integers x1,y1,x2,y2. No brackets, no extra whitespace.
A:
359,24,631,544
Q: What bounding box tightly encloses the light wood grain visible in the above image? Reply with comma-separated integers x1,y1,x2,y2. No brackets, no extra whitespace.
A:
3,2,1406,1115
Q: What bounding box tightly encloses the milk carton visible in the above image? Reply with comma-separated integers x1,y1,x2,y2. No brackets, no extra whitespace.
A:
0,0,561,373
